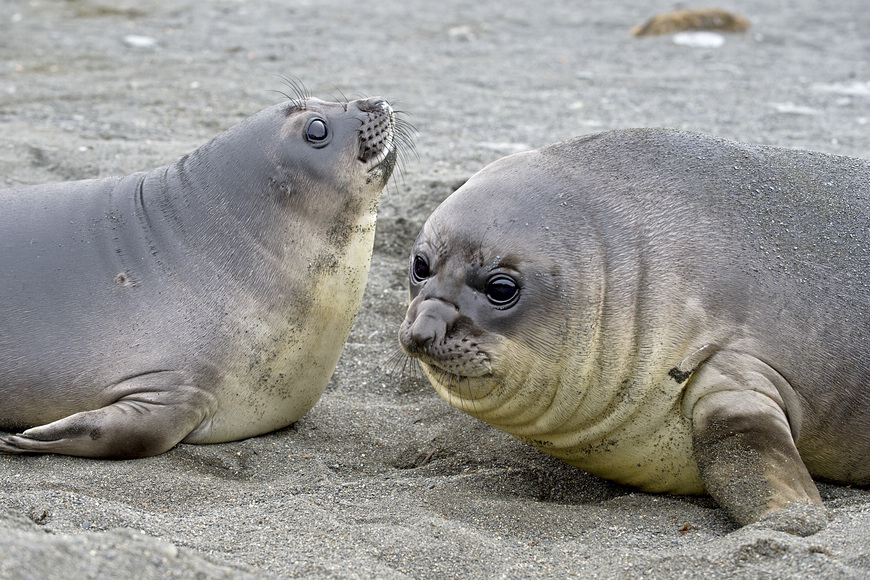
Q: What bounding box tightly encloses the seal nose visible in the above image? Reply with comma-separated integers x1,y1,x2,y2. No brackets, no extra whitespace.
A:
399,297,460,356
354,97,390,113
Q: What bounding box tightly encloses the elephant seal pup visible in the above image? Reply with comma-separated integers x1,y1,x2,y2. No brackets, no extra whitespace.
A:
399,128,870,535
1,92,404,458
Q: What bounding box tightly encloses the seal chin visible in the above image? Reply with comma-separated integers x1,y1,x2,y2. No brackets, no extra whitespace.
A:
420,361,500,406
365,144,397,184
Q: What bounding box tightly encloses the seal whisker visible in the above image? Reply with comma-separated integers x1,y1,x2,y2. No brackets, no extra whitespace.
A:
269,89,296,104
387,125,418,193
382,348,411,379
326,84,351,107
463,367,481,418
376,114,417,201
381,347,429,393
393,116,419,164
274,75,311,108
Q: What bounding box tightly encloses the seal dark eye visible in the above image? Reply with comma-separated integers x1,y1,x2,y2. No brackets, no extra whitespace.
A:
304,118,329,144
485,274,519,308
411,255,430,284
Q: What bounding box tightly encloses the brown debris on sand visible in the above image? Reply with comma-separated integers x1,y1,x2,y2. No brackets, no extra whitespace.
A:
632,8,751,36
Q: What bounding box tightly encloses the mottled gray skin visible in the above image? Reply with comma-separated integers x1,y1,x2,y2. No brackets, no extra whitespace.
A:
399,128,870,535
1,95,398,458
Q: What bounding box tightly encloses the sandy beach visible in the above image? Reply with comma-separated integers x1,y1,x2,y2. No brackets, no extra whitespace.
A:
1,0,869,577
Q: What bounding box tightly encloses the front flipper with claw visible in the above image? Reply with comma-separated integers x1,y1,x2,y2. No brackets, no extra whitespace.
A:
684,350,826,536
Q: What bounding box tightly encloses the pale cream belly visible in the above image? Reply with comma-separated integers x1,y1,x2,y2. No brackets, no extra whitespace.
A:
185,221,376,444
532,410,705,494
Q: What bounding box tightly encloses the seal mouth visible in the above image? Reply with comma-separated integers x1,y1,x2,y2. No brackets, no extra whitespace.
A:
413,352,494,381
366,145,398,182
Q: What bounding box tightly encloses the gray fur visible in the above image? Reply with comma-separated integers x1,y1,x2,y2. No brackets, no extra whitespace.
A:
400,128,869,535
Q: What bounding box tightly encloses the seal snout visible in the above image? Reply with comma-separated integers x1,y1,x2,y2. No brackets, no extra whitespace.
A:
399,297,460,356
356,97,390,113
399,297,494,379
353,97,395,167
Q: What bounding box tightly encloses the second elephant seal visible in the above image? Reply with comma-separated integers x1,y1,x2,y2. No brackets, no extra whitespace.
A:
399,128,870,535
1,92,405,458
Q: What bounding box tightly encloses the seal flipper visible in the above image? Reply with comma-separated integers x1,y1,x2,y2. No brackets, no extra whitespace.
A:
0,374,217,458
685,351,826,536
